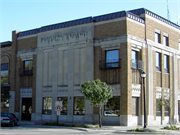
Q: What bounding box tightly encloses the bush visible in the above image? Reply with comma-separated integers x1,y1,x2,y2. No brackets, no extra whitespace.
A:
164,126,170,129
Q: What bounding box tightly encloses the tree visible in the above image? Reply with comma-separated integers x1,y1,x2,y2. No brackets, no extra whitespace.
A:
157,95,173,128
80,79,114,127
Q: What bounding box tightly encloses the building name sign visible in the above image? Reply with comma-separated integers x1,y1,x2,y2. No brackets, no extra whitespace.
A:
40,30,89,45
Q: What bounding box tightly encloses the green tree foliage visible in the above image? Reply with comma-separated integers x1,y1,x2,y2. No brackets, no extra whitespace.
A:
80,79,114,127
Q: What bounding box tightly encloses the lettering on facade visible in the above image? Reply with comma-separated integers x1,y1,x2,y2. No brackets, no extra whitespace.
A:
40,31,89,44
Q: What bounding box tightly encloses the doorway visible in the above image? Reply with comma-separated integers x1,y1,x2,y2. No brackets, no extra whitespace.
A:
22,98,32,121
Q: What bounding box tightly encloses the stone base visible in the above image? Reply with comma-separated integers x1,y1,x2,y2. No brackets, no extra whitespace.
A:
120,115,137,126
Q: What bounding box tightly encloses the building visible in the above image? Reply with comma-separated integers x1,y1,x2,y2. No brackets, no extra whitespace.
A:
1,41,12,112
3,8,180,126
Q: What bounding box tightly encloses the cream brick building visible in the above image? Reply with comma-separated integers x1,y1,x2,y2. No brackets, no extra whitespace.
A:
3,8,180,126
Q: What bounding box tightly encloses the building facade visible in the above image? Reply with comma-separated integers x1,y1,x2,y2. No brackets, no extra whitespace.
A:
2,8,180,126
1,41,12,112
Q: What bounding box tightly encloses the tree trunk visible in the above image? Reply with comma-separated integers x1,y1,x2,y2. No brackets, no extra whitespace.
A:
99,106,102,128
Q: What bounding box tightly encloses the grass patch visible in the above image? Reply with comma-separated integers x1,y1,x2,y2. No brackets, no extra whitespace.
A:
163,125,180,130
127,127,158,132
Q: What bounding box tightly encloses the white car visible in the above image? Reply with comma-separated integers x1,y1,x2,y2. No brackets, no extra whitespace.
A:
104,111,118,116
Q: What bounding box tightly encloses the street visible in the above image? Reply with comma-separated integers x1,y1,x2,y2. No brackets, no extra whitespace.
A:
0,125,178,135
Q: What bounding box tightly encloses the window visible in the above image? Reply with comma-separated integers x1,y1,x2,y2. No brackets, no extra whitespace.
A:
42,97,52,115
74,97,85,115
106,50,119,68
179,42,180,51
155,32,160,43
156,52,161,71
57,97,68,115
156,99,161,116
164,55,169,73
24,60,33,74
165,105,169,116
104,96,120,116
132,97,139,116
1,63,8,83
163,36,168,46
131,50,138,69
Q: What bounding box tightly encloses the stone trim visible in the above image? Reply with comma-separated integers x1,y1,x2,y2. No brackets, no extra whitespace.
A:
20,88,32,98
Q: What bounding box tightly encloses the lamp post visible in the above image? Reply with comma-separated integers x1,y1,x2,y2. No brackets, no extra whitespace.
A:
141,71,147,129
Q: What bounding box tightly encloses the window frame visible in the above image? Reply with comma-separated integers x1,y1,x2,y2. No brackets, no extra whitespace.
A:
42,97,52,115
131,50,138,69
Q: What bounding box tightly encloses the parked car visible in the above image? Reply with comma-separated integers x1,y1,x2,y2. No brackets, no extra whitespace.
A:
104,111,118,116
1,112,19,127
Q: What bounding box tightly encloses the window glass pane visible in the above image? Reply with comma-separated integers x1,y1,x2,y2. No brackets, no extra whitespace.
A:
156,53,159,67
155,33,160,43
1,64,8,83
132,97,138,116
163,36,168,46
106,50,119,62
106,50,119,68
164,55,169,73
156,99,161,116
1,64,8,71
57,97,68,115
74,97,85,115
131,50,137,69
42,97,52,115
104,96,120,116
24,61,32,71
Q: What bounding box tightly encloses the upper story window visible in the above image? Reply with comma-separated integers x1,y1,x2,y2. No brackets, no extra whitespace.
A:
155,32,161,43
132,50,138,69
164,55,169,73
156,52,161,71
163,36,168,46
106,50,119,68
1,63,8,83
24,60,33,75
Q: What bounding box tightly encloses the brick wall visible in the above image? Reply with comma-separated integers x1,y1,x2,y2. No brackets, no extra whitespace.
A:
94,20,126,39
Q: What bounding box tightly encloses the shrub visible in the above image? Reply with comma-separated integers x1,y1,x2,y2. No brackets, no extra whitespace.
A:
164,126,170,129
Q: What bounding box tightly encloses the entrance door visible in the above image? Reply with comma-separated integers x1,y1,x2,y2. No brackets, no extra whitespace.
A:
22,98,32,121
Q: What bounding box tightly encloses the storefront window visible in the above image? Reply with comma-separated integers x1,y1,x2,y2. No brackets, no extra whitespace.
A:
42,97,52,115
74,97,85,115
57,97,68,115
132,97,139,116
1,63,8,83
104,96,120,116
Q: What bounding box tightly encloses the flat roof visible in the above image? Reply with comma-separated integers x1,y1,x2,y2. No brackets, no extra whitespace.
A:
17,8,180,38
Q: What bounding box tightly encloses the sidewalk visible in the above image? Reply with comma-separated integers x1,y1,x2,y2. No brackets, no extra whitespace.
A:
19,122,180,134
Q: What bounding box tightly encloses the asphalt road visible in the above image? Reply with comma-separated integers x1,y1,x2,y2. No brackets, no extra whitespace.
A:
0,125,178,135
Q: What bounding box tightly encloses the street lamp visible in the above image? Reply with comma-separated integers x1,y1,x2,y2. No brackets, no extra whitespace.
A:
141,71,147,129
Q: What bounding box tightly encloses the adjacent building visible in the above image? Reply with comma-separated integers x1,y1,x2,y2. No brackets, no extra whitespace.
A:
1,8,180,126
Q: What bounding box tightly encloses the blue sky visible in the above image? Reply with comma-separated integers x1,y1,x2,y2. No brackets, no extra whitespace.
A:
0,0,179,42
